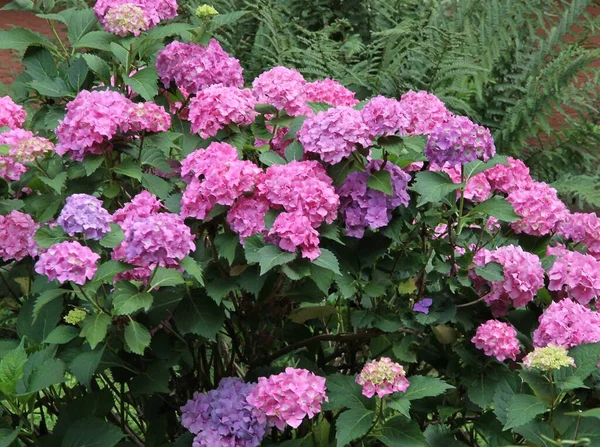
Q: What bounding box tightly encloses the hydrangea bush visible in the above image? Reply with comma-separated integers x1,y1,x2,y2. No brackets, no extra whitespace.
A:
0,2,600,446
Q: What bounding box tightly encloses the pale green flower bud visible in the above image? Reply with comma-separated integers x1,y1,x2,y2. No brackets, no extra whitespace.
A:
64,308,87,325
523,345,575,371
196,4,219,18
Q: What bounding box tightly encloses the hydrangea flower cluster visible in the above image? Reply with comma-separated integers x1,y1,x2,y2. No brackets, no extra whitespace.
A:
94,0,178,36
429,162,492,202
0,211,38,262
472,320,520,362
156,40,243,94
188,86,257,138
338,160,411,238
251,67,308,116
180,143,262,220
304,79,358,107
180,378,267,447
523,345,575,371
57,194,112,240
0,96,26,129
246,367,327,430
0,128,54,163
398,90,453,135
35,241,100,285
298,106,371,164
547,249,600,305
472,245,544,316
0,156,26,182
226,195,271,240
558,212,600,256
424,115,496,166
356,357,410,398
64,308,88,325
360,96,410,138
112,190,163,231
485,157,532,194
122,102,171,133
506,181,568,236
532,298,600,348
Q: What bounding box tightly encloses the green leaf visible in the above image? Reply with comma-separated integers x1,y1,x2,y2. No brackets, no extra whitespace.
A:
81,54,111,80
33,288,68,320
69,346,105,390
144,23,194,40
113,161,143,181
74,30,118,51
324,374,370,411
214,231,239,265
335,408,375,447
0,423,22,447
19,357,65,394
62,417,125,447
388,397,411,417
0,199,24,214
174,294,225,340
80,313,112,349
312,248,342,275
474,261,504,282
40,172,67,193
411,171,462,206
402,375,455,401
470,196,520,222
141,173,173,199
570,342,600,379
513,420,554,447
207,10,249,30
244,234,265,264
17,296,63,344
122,67,159,101
285,141,304,162
112,281,153,315
367,170,393,195
149,267,184,290
43,325,79,344
23,47,57,80
81,155,104,176
424,425,464,447
93,261,131,284
567,408,600,418
0,343,27,396
464,155,509,178
180,256,204,286
503,394,547,430
259,151,286,166
257,245,296,275
124,321,151,355
141,145,172,173
30,77,71,97
0,27,52,50
99,223,125,249
67,8,97,46
67,57,89,90
254,103,278,114
376,417,428,447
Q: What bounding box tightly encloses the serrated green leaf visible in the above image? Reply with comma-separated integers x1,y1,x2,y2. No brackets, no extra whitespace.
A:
244,234,265,264
99,223,125,248
258,245,296,275
33,288,68,321
285,141,304,162
474,261,504,282
34,225,68,249
80,313,112,349
74,30,118,51
259,151,286,166
174,294,225,340
141,173,173,199
124,321,151,355
149,267,184,290
0,27,52,51
40,171,67,193
67,8,97,46
43,325,79,344
23,47,57,80
0,342,27,396
335,408,375,447
312,248,341,275
81,53,111,80
470,196,520,222
69,346,105,390
113,161,143,181
67,56,89,90
367,170,393,195
122,67,159,101
180,255,204,286
412,171,462,206
464,155,509,178
402,375,454,401
93,261,131,284
376,417,428,447
112,281,153,315
62,417,125,447
503,394,547,430
81,154,104,176
254,103,278,114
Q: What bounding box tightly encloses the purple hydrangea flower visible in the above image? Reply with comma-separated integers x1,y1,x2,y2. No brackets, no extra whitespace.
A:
180,377,267,447
57,194,112,240
413,298,433,314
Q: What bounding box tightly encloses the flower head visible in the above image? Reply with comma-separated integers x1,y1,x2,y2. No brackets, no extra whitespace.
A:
112,190,163,232
558,212,600,256
103,3,148,36
547,250,600,305
268,211,321,260
0,128,53,163
64,308,88,325
57,194,112,240
429,162,492,202
181,377,267,447
361,96,410,138
398,90,453,135
252,67,308,116
0,96,26,129
246,367,327,430
122,101,171,133
227,195,270,241
304,79,358,107
472,320,520,362
414,298,433,314
485,157,533,194
523,345,575,371
35,241,100,285
356,357,410,398
0,156,26,182
195,4,219,18
0,211,38,262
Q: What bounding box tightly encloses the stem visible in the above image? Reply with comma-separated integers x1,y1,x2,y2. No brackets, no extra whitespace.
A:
456,292,492,308
457,164,466,235
76,284,103,313
48,20,69,62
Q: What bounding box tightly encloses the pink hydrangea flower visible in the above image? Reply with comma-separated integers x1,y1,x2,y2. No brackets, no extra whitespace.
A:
268,211,321,260
252,67,308,116
94,0,178,35
507,181,568,236
180,141,239,184
0,96,26,129
425,115,496,166
429,162,492,202
156,40,243,94
547,250,600,305
57,194,113,240
472,320,520,362
35,241,100,285
0,156,26,182
122,102,171,133
0,211,38,261
246,367,327,430
304,79,358,107
298,106,371,164
55,90,133,161
361,96,410,138
0,128,54,163
398,90,453,135
485,157,533,194
472,245,544,317
558,212,600,256
356,357,410,399
338,160,411,238
227,195,270,241
257,161,339,227
533,298,600,348
112,190,163,231
188,86,257,138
